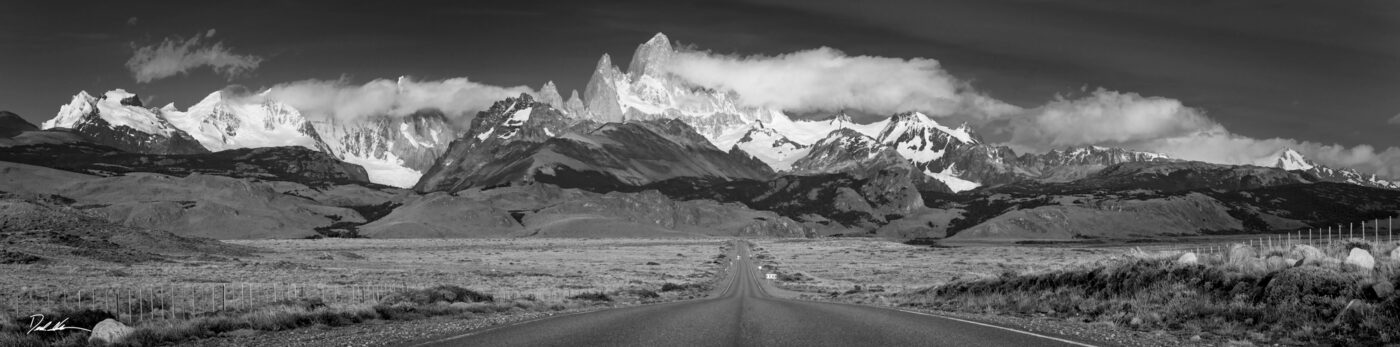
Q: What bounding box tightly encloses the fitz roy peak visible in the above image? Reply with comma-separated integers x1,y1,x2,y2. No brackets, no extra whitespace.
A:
557,33,1193,192
582,33,782,142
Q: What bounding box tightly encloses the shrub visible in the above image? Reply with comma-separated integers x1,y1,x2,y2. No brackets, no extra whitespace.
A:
624,289,660,299
1340,240,1374,253
660,282,706,292
567,292,612,302
778,272,810,282
903,258,1400,344
382,285,493,306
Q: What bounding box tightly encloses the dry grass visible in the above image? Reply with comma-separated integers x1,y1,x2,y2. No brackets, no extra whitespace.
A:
0,238,729,346
749,239,1124,298
753,238,1400,345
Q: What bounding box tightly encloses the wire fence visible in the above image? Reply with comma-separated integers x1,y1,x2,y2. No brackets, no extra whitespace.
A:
3,280,643,326
2,282,409,325
1134,217,1396,257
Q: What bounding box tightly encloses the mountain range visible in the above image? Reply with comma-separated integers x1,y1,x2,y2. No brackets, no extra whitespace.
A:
33,86,451,188
3,32,1397,242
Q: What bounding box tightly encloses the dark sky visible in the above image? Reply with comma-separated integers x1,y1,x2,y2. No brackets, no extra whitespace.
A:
2,0,1398,149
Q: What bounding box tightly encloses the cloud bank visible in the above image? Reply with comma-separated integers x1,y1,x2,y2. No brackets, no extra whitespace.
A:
660,45,1399,179
1002,89,1400,178
663,47,1019,118
126,30,263,83
247,77,532,126
1006,90,1221,148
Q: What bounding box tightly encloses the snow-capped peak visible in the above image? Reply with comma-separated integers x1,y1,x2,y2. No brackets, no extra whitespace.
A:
1041,145,1171,164
104,89,141,106
164,89,326,152
41,91,96,129
733,124,810,171
1274,148,1314,171
1266,148,1398,189
42,89,176,136
874,112,978,164
879,112,977,145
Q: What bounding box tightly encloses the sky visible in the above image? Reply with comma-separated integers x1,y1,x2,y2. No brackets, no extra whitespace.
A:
2,0,1399,176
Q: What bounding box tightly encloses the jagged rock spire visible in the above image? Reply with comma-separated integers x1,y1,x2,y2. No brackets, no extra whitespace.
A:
537,81,564,109
584,52,626,122
565,89,587,116
628,32,674,79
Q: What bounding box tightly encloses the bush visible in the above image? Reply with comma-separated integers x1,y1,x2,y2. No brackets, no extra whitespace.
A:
661,282,706,292
904,258,1400,344
620,288,660,299
382,285,494,306
778,272,810,282
567,292,612,302
1341,240,1374,253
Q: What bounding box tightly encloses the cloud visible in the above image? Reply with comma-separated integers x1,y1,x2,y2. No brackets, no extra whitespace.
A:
663,47,1019,118
1005,89,1223,150
1390,113,1400,125
1000,89,1400,179
126,17,138,26
1141,131,1400,179
246,77,533,126
659,44,1400,179
126,30,263,83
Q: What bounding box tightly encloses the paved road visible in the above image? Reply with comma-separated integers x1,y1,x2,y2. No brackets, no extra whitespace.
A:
410,241,1092,347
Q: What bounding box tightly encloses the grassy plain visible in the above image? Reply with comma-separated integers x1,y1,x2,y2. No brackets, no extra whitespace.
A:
753,238,1400,345
0,238,729,346
750,238,1125,297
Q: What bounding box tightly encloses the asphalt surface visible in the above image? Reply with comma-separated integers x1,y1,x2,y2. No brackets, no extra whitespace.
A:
410,241,1093,347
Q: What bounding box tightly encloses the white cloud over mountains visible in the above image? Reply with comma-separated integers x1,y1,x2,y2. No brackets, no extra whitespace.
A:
1005,90,1221,149
126,30,263,83
1000,89,1400,178
657,45,1400,178
167,33,1395,178
664,47,1020,119
245,77,532,126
